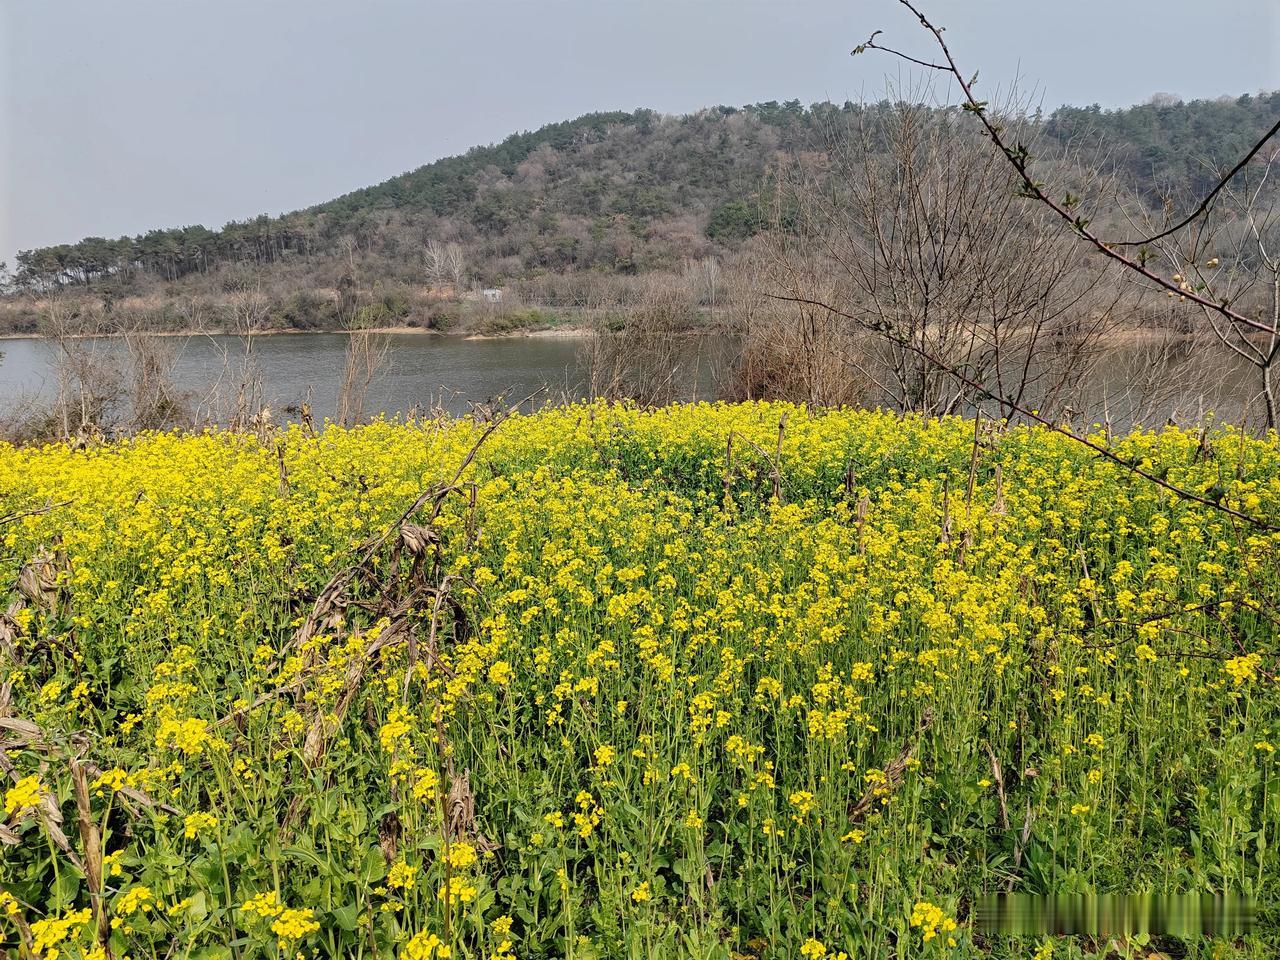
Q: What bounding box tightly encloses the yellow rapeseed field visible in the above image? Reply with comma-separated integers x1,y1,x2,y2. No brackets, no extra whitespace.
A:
0,402,1276,959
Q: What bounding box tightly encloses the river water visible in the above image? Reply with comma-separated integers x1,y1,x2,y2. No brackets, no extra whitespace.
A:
0,333,593,423
0,331,1266,430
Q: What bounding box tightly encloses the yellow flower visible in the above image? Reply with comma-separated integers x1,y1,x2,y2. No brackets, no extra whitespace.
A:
491,914,514,938
412,767,440,802
488,660,513,686
4,401,1279,960
1224,653,1261,686
31,908,92,959
241,891,284,918
388,859,418,891
154,716,215,756
447,841,477,870
788,790,815,817
0,889,20,918
116,885,154,916
271,907,320,945
378,706,415,752
92,768,128,794
183,811,218,840
438,876,478,906
3,775,43,816
909,900,957,942
403,930,447,960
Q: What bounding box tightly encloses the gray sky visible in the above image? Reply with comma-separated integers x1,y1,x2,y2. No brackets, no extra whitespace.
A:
2,0,1278,266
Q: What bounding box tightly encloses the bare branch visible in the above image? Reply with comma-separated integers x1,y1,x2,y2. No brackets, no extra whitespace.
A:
864,0,1278,340
767,291,1279,532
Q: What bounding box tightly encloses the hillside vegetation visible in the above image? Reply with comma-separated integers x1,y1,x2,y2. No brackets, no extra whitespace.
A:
3,94,1278,334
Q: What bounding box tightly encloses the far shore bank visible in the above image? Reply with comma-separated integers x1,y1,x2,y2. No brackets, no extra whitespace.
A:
0,323,592,342
0,322,1222,348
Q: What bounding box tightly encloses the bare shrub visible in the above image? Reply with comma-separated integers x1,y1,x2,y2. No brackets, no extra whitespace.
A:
723,246,876,407
331,247,392,427
0,292,206,441
336,323,391,427
123,330,192,432
581,280,700,406
41,300,121,442
227,283,270,431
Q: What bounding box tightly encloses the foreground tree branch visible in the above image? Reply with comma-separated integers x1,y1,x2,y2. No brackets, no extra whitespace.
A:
856,0,1280,340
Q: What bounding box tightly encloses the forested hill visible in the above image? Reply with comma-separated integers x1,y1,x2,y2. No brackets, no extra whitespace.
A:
9,92,1280,294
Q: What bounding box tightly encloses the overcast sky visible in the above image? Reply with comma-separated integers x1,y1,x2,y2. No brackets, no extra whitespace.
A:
2,0,1278,265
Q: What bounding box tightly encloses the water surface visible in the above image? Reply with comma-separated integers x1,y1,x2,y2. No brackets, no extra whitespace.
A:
0,333,591,423
0,331,1266,431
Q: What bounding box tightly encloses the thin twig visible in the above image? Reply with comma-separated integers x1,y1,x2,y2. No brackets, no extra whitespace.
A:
766,291,1280,532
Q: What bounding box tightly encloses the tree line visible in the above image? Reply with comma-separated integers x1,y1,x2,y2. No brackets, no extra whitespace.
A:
7,94,1278,296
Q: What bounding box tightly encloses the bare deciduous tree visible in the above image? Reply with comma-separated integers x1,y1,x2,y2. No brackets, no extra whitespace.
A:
767,92,1127,419
336,321,391,427
856,0,1280,438
683,257,721,321
336,247,390,427
424,240,466,293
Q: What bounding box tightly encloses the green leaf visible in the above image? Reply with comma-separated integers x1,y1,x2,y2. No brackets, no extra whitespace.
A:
283,843,332,876
358,846,387,883
330,903,360,932
188,890,209,922
51,869,81,909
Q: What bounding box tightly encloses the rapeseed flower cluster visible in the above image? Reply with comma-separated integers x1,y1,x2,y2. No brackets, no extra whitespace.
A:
3,775,43,816
0,402,1275,959
910,900,958,945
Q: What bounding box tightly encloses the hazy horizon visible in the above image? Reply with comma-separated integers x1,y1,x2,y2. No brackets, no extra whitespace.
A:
3,0,1278,266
